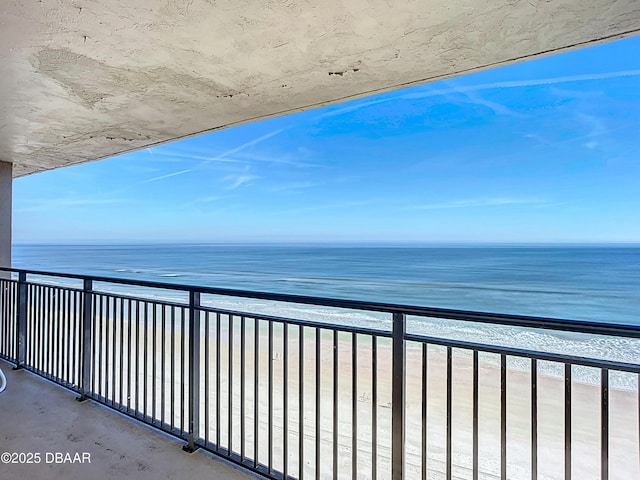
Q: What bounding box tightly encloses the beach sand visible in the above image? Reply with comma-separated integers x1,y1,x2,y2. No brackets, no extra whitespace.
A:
83,309,640,480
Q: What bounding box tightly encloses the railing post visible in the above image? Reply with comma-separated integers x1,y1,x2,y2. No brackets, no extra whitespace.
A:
14,271,27,369
77,279,93,402
184,290,201,453
392,312,406,480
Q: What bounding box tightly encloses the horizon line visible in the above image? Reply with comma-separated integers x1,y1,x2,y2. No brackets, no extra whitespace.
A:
12,241,640,247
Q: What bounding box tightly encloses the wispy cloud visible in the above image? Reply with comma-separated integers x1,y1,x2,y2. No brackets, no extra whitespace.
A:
318,99,390,119
231,151,321,168
150,129,294,169
408,197,548,210
143,169,192,183
576,112,607,137
319,69,640,119
215,129,285,160
453,87,525,118
404,70,640,99
525,122,629,149
150,150,239,163
223,170,260,190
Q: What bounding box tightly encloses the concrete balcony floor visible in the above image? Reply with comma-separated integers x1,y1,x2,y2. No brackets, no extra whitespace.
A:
0,360,253,480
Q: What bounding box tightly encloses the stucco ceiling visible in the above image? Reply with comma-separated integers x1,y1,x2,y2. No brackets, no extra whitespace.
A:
2,0,639,177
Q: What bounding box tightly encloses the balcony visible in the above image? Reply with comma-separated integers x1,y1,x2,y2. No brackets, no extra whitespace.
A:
0,363,252,480
1,267,639,479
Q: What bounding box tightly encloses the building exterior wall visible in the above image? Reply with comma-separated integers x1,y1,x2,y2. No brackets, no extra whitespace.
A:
0,161,11,269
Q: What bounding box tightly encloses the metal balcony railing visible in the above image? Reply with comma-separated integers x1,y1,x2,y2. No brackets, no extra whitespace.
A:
0,266,639,480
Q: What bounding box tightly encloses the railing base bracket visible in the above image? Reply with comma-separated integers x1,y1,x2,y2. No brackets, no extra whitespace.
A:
182,444,199,454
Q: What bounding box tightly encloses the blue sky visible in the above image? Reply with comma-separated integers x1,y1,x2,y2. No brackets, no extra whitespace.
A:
13,36,640,244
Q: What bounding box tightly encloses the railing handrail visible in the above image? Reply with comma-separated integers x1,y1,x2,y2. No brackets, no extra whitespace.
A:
2,266,640,339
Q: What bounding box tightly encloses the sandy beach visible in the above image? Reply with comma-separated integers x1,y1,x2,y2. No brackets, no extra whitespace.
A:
80,306,640,480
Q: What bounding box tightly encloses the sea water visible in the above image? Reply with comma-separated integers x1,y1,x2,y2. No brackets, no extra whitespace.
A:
11,244,640,386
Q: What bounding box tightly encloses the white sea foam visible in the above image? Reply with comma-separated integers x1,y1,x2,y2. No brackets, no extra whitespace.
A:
19,277,639,389
197,293,639,389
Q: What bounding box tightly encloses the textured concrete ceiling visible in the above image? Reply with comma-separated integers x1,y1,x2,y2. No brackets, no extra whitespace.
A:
1,0,639,178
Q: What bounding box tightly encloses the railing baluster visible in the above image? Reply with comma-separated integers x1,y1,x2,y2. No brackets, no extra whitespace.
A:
565,364,572,480
127,299,132,413
216,312,221,450
372,335,377,480
1,279,4,356
229,314,234,455
26,285,31,367
57,288,62,381
315,327,321,480
184,290,201,452
49,288,54,377
352,332,357,480
2,279,7,358
531,359,537,480
254,317,259,468
169,306,175,427
160,304,166,427
422,343,428,480
77,279,92,402
0,279,4,356
284,323,289,479
31,284,36,370
110,296,116,405
152,302,157,420
119,298,125,408
391,312,406,480
143,300,148,419
299,324,304,480
65,290,71,384
333,329,338,480
135,300,141,415
55,288,61,380
42,286,47,375
446,346,452,480
73,290,78,385
52,288,57,378
204,311,210,446
38,285,43,375
473,349,479,480
501,354,507,480
601,369,609,480
14,271,27,368
241,315,246,462
180,306,186,435
268,320,273,473
98,294,104,398
46,286,52,378
60,289,65,383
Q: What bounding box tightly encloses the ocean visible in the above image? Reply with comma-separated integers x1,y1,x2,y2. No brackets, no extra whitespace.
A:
12,244,640,322
11,244,640,381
